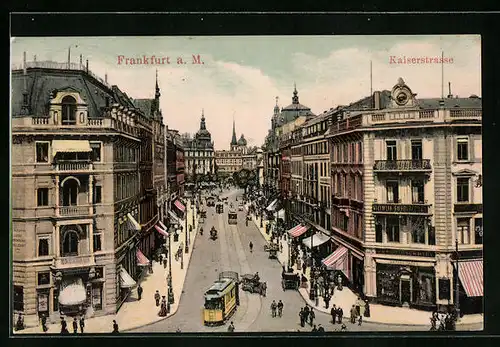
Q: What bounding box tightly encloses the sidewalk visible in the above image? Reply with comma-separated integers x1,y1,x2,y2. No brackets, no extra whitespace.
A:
16,202,200,334
250,212,483,327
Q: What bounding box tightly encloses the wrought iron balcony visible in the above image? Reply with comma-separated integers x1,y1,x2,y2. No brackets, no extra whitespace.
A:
55,161,92,172
373,159,432,172
372,203,431,214
59,205,92,217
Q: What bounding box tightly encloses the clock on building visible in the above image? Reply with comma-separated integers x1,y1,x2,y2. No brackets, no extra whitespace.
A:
395,91,409,106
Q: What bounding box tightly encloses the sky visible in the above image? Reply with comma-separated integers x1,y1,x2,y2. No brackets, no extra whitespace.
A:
10,35,481,150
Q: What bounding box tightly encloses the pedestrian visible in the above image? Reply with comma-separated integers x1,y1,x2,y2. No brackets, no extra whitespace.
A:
302,262,307,274
350,305,357,324
311,324,317,332
303,305,310,323
15,313,25,331
337,306,343,324
309,309,315,327
137,284,143,301
299,308,305,327
163,257,167,269
364,299,371,317
314,292,319,307
60,317,69,334
317,277,324,297
158,296,168,317
227,321,235,332
159,254,163,264
154,290,161,306
79,316,85,333
72,317,78,334
317,324,325,333
149,262,153,274
331,305,337,325
277,300,284,317
112,320,119,334
324,293,331,309
270,300,277,318
249,241,253,253
359,297,366,317
41,314,48,332
358,314,363,326
356,296,362,316
279,242,283,253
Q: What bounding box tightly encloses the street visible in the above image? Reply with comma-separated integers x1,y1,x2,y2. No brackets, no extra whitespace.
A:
131,188,482,333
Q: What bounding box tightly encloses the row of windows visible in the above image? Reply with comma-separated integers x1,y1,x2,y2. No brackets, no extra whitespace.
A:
332,208,363,239
36,186,102,207
291,161,303,176
384,139,423,161
303,121,328,136
303,141,328,156
333,173,363,201
332,141,363,164
36,142,102,163
115,174,139,201
186,151,213,157
384,180,425,204
116,209,139,247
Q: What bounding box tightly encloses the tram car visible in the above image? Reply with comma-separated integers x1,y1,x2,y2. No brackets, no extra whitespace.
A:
203,271,240,326
228,208,238,225
216,202,224,214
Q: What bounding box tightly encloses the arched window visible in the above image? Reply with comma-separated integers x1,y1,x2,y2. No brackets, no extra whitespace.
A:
61,95,77,125
62,230,79,255
62,178,79,206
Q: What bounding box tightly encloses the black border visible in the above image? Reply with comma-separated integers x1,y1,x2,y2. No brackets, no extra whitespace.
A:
7,11,500,346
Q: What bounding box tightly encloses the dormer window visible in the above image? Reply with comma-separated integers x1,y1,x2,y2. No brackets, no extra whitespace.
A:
61,95,77,125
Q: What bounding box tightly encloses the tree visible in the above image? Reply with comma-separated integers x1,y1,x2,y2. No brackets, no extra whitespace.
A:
233,168,253,193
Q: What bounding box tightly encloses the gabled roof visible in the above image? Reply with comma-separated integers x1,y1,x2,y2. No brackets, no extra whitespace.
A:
133,98,154,118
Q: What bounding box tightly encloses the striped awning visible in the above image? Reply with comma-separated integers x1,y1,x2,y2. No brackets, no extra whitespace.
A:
168,210,182,225
322,246,348,269
59,277,87,306
158,220,168,230
52,140,92,157
174,200,186,213
127,213,141,231
454,260,483,297
266,199,278,211
119,267,137,289
155,224,168,237
288,224,309,238
136,249,150,266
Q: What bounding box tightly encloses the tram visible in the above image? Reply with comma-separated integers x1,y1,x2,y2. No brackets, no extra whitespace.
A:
228,208,238,225
203,271,240,326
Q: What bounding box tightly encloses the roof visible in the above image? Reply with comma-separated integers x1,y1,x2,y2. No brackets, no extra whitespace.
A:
301,111,331,127
133,98,154,118
417,97,482,109
11,68,121,118
205,278,233,295
282,102,312,111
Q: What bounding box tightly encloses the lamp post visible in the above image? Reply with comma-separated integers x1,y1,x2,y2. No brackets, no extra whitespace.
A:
454,238,460,323
168,224,174,304
185,202,189,253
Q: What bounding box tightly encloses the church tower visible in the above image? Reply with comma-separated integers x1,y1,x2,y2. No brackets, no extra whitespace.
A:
231,117,238,151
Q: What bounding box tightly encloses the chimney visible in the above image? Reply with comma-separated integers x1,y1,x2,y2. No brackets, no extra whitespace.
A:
105,73,108,83
373,91,381,110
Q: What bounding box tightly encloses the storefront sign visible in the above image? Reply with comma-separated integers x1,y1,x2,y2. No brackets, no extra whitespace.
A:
376,248,435,258
38,293,48,312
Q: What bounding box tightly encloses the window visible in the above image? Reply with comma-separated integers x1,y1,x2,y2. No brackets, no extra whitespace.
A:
93,233,102,252
37,188,49,206
386,217,400,242
411,180,425,203
62,230,79,255
457,218,470,244
94,185,102,204
38,238,49,256
13,286,24,311
474,218,483,244
411,140,423,161
386,181,399,203
386,140,397,161
36,143,49,163
91,142,102,162
457,138,469,161
37,272,50,286
62,180,78,206
358,143,363,163
457,178,470,202
375,221,383,242
61,95,77,125
411,217,426,244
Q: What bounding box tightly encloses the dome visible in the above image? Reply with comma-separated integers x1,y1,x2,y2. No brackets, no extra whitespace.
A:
238,134,247,146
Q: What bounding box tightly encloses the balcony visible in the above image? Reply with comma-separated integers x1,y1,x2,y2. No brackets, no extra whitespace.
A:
373,159,432,172
55,161,93,172
54,254,95,269
454,203,482,213
372,203,431,214
59,205,92,217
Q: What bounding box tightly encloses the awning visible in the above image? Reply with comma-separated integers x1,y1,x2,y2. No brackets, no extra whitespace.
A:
168,210,182,225
322,246,349,269
127,213,141,231
52,140,92,157
158,220,168,230
174,200,186,213
155,224,169,237
302,233,331,249
59,277,87,306
266,199,278,211
454,260,483,297
275,209,285,219
288,224,309,238
136,249,150,266
119,267,137,289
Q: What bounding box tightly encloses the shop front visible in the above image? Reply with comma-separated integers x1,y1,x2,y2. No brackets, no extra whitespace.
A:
375,262,436,310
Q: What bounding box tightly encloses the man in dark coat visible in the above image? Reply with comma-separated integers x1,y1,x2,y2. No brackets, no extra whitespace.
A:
350,305,357,324
72,317,78,334
324,293,331,309
79,316,85,333
331,305,337,324
137,284,143,301
154,290,161,306
303,306,310,323
309,309,315,326
299,308,305,327
337,306,343,324
112,320,119,333
60,317,69,334
317,324,325,333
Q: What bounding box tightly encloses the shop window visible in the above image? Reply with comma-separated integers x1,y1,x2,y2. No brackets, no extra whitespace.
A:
13,286,24,311
95,266,104,279
438,278,451,301
38,237,50,256
36,142,49,163
37,292,49,314
37,188,49,206
37,272,50,286
474,218,483,244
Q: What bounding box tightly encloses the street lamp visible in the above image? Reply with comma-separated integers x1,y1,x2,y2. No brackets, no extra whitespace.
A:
454,238,460,323
185,201,189,253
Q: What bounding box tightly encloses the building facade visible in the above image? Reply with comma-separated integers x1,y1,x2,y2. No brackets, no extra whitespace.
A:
166,129,185,204
11,59,164,325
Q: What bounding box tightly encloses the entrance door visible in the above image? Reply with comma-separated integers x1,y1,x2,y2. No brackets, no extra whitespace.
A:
400,277,412,306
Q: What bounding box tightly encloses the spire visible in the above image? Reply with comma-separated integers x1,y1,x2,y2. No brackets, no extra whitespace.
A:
274,96,280,114
155,69,161,99
231,116,237,146
200,109,206,130
292,83,299,104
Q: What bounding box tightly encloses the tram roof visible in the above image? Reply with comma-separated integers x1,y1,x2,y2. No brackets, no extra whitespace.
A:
205,278,233,295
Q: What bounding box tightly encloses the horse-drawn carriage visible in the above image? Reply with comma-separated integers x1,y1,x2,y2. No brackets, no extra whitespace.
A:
210,226,218,240
264,243,279,259
281,272,300,291
240,273,267,296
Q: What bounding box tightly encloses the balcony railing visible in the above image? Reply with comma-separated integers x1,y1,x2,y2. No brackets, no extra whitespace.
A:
54,254,95,269
373,159,432,172
56,161,92,172
372,203,430,214
59,205,91,216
